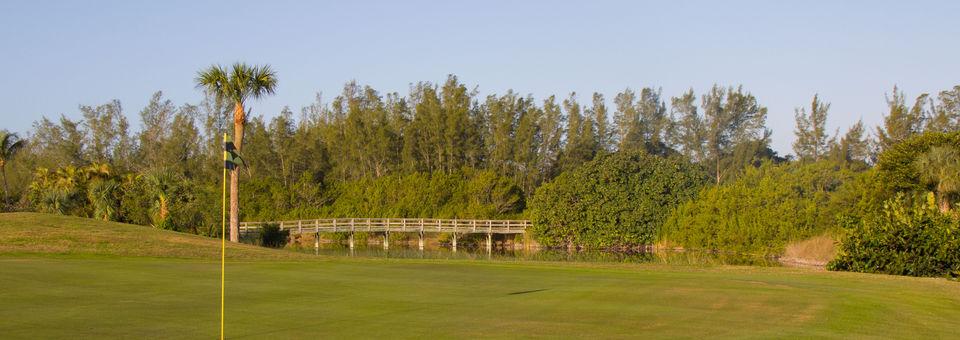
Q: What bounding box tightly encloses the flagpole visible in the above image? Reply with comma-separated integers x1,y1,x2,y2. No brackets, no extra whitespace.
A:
220,133,227,340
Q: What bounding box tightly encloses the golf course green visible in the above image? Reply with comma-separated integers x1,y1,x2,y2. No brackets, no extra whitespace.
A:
1,213,958,339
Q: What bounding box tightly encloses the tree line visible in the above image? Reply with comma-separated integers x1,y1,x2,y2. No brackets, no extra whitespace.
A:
1,73,958,276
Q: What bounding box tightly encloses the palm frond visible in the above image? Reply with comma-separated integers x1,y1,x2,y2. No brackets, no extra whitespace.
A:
0,132,26,162
249,64,278,99
195,65,235,101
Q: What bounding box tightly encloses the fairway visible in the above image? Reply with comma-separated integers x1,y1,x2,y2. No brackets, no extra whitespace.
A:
2,214,960,338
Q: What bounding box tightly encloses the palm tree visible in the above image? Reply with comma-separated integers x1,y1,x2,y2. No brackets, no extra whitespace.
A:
195,63,278,242
0,131,26,206
915,146,960,213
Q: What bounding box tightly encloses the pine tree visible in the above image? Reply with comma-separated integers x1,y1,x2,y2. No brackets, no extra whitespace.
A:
538,95,564,179
589,92,612,154
670,89,705,162
613,88,641,152
792,94,831,161
830,119,870,165
701,85,769,184
562,93,595,171
637,87,670,155
876,85,927,151
926,85,960,132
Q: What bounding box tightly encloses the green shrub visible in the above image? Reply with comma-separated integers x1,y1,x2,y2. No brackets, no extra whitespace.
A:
876,131,960,194
828,194,960,277
527,152,706,249
256,223,290,248
661,160,860,254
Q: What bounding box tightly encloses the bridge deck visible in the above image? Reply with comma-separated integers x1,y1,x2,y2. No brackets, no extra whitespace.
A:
240,218,530,235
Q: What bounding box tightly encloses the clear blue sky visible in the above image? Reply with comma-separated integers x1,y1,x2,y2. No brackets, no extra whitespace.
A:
2,0,958,154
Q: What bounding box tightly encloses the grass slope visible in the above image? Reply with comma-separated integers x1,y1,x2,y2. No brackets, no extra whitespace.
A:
1,213,959,339
0,212,311,260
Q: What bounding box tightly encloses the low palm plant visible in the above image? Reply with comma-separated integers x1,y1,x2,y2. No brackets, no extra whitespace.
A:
88,179,120,221
144,169,180,229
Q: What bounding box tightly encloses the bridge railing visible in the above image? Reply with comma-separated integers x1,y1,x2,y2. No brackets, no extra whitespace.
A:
239,218,530,235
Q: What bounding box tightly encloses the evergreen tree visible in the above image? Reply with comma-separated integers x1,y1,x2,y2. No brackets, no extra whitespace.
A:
405,81,445,173
670,89,705,162
701,85,770,184
876,85,927,151
30,116,86,168
268,107,296,187
561,93,596,171
485,91,520,175
440,75,476,172
80,100,132,169
830,119,871,165
793,94,831,161
512,97,541,195
538,95,564,179
137,92,177,169
589,92,612,154
637,87,670,155
926,85,960,132
613,88,641,152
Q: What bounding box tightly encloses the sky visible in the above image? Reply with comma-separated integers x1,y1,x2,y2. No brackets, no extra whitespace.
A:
1,0,958,155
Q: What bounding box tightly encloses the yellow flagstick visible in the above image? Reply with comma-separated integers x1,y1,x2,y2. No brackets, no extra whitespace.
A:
220,133,227,340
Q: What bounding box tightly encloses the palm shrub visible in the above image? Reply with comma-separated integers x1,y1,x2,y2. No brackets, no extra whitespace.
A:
87,179,120,221
143,169,182,230
28,164,115,217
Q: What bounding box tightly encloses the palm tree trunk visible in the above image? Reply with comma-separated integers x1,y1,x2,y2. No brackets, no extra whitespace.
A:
1,164,8,207
229,103,246,242
937,186,951,213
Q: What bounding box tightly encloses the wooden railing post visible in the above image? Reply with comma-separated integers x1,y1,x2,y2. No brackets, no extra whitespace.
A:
486,232,492,252
418,229,424,251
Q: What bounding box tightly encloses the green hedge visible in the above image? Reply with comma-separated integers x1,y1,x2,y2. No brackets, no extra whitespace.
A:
527,152,706,248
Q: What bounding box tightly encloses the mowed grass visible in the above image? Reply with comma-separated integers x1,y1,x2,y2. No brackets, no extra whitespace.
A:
1,213,959,339
0,212,311,260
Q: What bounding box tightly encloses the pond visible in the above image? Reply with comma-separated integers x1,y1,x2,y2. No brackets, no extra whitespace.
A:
290,243,781,267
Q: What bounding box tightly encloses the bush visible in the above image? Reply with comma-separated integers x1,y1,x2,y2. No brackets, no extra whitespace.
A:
876,131,960,194
527,152,706,249
828,194,960,277
256,223,290,248
661,160,861,254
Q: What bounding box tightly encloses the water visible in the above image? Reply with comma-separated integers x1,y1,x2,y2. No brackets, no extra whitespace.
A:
290,243,781,267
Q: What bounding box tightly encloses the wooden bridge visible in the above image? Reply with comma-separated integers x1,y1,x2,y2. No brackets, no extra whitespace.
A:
239,218,530,251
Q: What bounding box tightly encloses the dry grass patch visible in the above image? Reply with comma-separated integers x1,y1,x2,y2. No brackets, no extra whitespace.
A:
782,234,837,268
